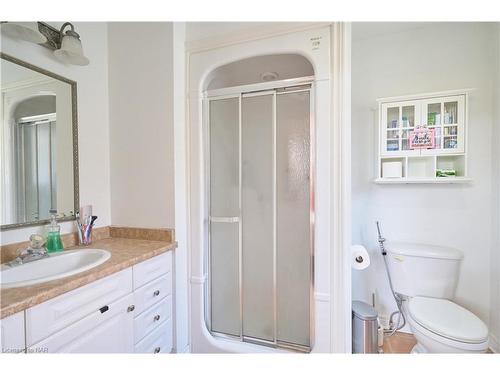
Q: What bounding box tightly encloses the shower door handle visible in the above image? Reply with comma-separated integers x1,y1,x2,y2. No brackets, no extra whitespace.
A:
209,216,240,223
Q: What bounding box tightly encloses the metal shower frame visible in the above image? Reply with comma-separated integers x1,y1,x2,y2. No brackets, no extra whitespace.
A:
202,76,316,353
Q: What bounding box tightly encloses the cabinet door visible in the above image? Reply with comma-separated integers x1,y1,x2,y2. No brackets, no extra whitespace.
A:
380,101,421,156
28,294,134,353
420,95,465,155
1,311,25,353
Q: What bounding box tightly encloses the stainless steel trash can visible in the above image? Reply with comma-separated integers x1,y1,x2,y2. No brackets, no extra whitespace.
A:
352,300,378,353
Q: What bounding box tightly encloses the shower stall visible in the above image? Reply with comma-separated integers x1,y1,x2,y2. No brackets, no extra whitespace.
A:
187,25,347,353
205,77,314,352
14,113,57,223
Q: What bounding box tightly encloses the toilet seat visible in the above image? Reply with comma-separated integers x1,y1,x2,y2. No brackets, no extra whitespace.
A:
408,296,489,344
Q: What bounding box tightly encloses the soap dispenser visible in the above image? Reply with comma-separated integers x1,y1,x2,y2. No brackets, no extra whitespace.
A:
46,209,63,253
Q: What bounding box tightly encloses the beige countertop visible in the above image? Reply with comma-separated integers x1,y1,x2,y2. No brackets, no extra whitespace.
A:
0,227,176,319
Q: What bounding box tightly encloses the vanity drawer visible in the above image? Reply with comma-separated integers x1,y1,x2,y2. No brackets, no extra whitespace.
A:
26,268,133,346
133,273,172,315
28,294,134,353
133,251,172,289
134,318,173,354
134,295,172,343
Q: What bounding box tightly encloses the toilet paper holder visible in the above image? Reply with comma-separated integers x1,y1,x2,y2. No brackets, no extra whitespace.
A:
351,244,370,270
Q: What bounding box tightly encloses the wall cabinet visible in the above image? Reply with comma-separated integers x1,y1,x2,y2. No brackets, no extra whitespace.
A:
377,90,470,183
2,251,173,354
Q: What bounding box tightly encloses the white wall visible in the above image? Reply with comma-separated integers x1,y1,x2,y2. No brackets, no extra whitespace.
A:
185,22,320,51
108,22,188,352
351,23,498,332
108,22,175,228
0,22,111,244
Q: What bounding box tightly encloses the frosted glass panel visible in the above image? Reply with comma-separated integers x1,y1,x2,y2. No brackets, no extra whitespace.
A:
209,97,240,337
210,222,240,336
276,92,310,347
50,122,57,206
208,88,312,349
22,124,38,222
241,94,274,341
209,98,239,217
37,122,52,217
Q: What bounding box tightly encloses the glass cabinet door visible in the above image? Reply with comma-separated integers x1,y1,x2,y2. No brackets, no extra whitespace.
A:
386,106,400,153
401,104,417,152
443,100,460,151
380,101,420,156
420,95,465,155
421,99,443,152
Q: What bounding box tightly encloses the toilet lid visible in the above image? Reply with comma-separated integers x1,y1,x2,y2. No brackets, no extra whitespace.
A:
408,296,489,344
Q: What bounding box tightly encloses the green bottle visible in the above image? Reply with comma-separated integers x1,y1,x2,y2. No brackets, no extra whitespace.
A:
46,209,63,253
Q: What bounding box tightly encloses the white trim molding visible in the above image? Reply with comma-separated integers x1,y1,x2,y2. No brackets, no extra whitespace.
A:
186,22,332,54
173,21,190,356
376,88,475,103
0,76,53,92
186,24,346,353
330,22,352,353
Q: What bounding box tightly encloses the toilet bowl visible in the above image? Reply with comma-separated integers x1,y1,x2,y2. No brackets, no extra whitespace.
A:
384,242,490,353
403,296,489,353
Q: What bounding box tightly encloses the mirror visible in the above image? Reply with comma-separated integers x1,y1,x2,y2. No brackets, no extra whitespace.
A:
0,53,79,230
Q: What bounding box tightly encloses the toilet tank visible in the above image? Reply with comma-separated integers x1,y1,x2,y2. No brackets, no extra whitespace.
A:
385,242,463,299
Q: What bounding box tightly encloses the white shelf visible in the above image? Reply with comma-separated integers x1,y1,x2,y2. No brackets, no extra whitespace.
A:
374,177,472,184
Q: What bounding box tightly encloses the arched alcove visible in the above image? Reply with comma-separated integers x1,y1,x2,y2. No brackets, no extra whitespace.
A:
13,95,56,121
205,53,314,90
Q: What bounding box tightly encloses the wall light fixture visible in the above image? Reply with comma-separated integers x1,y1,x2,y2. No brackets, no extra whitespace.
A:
0,21,89,66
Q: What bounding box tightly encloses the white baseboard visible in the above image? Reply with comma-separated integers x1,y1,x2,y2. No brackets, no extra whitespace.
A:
489,333,499,353
174,344,191,354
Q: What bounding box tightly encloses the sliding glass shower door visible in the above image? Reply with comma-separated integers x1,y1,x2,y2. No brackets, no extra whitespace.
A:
207,85,312,351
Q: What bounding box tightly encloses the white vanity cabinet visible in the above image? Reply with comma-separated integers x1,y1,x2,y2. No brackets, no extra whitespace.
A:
18,251,173,353
132,251,173,353
1,311,25,353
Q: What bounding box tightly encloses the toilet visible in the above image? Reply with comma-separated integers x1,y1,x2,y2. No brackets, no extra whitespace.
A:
385,242,489,353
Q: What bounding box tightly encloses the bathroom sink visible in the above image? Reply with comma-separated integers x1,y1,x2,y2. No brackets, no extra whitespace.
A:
0,249,111,288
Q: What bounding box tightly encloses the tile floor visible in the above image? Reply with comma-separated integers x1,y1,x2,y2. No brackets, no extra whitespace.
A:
381,332,494,353
381,332,417,354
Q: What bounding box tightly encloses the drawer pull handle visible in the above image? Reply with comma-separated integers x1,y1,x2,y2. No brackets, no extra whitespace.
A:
127,305,135,312
154,347,161,353
99,305,109,313
154,314,161,321
153,290,160,297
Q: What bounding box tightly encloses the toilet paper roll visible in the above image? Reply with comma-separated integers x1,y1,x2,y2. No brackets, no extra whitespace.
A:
351,245,370,270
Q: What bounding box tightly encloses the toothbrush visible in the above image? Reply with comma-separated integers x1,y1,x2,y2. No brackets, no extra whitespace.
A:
76,211,83,244
83,216,98,245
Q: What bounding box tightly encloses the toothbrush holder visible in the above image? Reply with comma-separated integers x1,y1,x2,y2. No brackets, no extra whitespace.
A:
76,213,97,246
81,225,93,246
